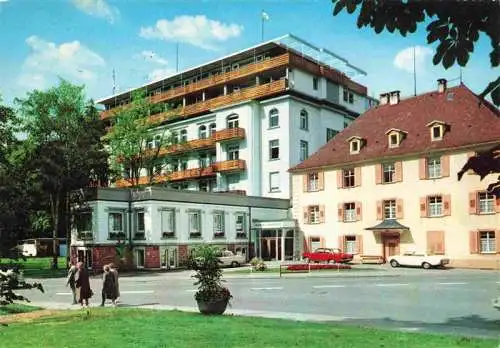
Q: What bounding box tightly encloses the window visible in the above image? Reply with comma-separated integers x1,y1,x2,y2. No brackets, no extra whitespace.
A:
213,211,225,237
75,212,92,233
309,205,320,224
343,121,349,129
345,236,356,254
188,210,201,237
350,140,360,154
480,231,496,253
428,196,443,217
343,168,355,188
180,129,188,142
227,174,240,190
313,77,318,90
326,128,338,142
383,163,395,183
136,211,145,232
478,192,495,214
108,212,123,233
198,125,207,139
343,89,348,102
227,114,239,129
300,140,309,161
343,203,356,222
199,154,210,168
171,132,179,144
236,213,246,238
269,140,280,160
136,249,145,268
227,144,239,160
161,209,175,237
177,158,188,171
348,92,354,104
269,108,279,128
269,172,280,192
308,172,319,191
146,137,154,149
383,200,396,219
343,89,353,104
432,125,443,140
389,133,399,148
199,180,209,192
154,135,162,148
300,110,309,130
209,123,217,136
427,157,441,178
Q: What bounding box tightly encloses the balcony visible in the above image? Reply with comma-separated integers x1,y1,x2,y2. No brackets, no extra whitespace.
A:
100,53,290,120
158,137,215,156
214,128,245,142
213,159,246,173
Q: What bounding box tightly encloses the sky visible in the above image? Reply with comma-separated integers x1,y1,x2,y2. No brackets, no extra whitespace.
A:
0,0,497,106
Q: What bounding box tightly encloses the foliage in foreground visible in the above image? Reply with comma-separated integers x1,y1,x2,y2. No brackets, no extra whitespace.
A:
0,309,495,348
0,266,44,306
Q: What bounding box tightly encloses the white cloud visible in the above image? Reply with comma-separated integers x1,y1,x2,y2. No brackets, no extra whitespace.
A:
139,15,243,50
71,0,119,23
138,50,169,66
17,36,105,89
148,68,176,82
0,0,9,3
393,46,433,73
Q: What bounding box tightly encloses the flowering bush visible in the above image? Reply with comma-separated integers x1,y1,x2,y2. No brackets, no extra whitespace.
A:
249,257,267,272
287,264,352,271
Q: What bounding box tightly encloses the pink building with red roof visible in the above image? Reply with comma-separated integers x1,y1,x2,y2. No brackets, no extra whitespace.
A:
290,80,500,269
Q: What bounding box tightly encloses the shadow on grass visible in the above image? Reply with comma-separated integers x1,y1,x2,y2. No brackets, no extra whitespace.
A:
0,304,42,315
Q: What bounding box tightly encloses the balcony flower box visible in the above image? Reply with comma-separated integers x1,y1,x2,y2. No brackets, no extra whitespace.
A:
213,232,225,239
109,232,126,240
162,232,175,239
236,232,247,239
190,232,202,239
77,231,93,241
133,232,146,240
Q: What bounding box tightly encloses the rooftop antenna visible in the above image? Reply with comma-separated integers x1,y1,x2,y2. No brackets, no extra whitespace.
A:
413,46,417,96
261,10,270,42
459,68,463,84
112,68,116,95
176,42,179,72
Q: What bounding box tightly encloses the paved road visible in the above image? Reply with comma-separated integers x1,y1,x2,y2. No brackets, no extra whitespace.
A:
20,266,500,339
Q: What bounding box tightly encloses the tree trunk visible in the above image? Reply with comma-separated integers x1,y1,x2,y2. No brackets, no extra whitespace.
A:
49,190,61,269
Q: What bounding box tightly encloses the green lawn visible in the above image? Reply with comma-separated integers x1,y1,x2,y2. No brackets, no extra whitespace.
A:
0,257,67,278
0,303,41,316
0,309,495,348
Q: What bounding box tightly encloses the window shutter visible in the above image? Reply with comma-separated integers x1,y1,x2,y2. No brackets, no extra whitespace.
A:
420,197,427,218
356,235,363,254
375,164,382,184
495,195,500,213
394,161,403,182
337,170,343,188
303,207,310,224
355,202,362,221
427,231,445,255
319,205,325,223
337,203,344,222
354,167,362,187
376,201,383,220
396,199,404,219
469,192,477,215
318,171,325,191
302,174,308,192
469,230,479,254
419,157,427,180
443,194,451,216
338,235,345,252
496,230,500,253
441,155,450,177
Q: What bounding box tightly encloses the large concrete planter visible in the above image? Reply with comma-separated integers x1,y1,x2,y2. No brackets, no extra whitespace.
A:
196,298,229,315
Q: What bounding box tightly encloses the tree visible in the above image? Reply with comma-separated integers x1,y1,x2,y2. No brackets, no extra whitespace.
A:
457,145,500,196
15,80,109,268
331,0,500,106
107,89,172,187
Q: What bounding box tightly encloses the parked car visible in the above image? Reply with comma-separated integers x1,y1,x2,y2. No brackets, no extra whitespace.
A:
302,248,354,264
388,251,450,269
217,250,246,267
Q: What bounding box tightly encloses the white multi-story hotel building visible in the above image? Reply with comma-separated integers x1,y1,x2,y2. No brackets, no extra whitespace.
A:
97,34,376,200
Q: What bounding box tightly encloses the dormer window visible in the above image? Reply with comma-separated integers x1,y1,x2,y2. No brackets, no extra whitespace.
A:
385,128,407,148
347,136,363,154
426,120,447,141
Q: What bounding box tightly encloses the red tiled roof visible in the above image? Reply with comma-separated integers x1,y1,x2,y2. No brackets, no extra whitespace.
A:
290,84,500,172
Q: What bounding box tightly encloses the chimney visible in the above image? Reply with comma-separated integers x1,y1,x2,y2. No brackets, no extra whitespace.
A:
389,90,400,105
379,93,389,105
437,78,447,93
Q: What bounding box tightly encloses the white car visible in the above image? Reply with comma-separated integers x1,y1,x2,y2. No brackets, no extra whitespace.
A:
217,250,246,267
389,251,450,269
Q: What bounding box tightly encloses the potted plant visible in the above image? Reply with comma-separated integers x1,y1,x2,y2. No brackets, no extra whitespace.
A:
190,244,232,315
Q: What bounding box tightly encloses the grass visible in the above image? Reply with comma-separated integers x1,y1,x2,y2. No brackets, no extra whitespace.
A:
0,308,495,348
0,303,42,316
0,257,67,278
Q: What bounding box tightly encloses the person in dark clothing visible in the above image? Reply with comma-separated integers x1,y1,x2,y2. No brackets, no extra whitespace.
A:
66,263,78,304
75,262,92,307
100,265,117,307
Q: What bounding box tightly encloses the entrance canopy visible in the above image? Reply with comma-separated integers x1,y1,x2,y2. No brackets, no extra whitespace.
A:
251,219,296,229
365,219,409,231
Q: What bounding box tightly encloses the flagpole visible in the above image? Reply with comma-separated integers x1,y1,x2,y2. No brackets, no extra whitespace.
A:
261,10,264,42
413,46,417,96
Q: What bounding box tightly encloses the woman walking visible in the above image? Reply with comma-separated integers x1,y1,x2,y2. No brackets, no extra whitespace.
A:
75,262,92,307
100,265,117,307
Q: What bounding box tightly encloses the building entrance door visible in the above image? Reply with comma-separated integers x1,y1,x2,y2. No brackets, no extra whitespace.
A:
382,233,400,261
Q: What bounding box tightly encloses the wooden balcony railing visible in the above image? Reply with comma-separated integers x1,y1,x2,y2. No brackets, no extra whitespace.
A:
100,53,290,120
213,159,246,173
214,127,245,142
149,137,216,157
114,165,216,187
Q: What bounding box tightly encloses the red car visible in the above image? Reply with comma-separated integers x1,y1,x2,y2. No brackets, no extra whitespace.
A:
302,248,354,264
